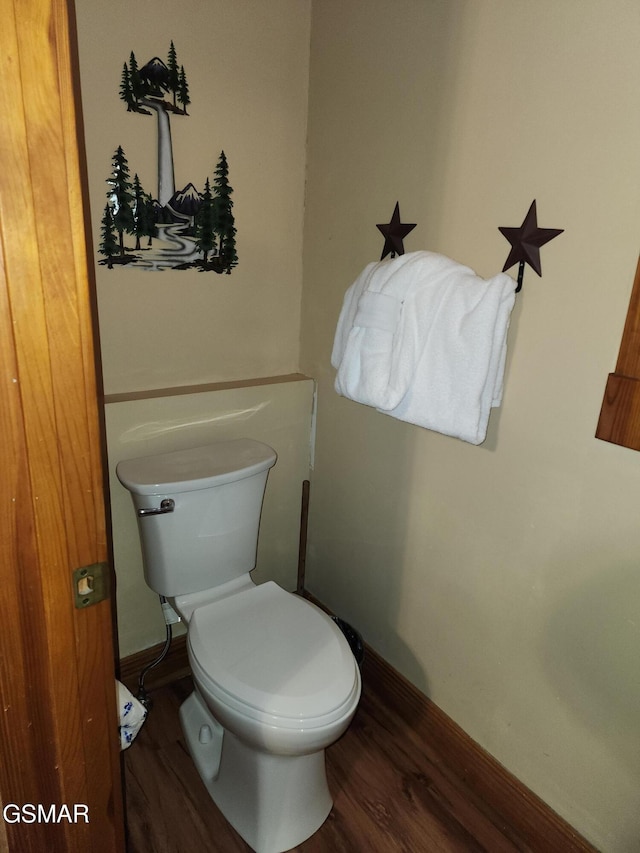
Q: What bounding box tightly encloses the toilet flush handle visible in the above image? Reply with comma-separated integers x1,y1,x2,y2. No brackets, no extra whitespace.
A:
137,498,175,517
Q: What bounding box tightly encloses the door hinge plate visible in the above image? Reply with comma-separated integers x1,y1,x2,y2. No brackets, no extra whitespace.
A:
73,562,109,609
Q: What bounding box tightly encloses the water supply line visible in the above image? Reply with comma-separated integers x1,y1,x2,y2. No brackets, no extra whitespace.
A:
136,595,174,710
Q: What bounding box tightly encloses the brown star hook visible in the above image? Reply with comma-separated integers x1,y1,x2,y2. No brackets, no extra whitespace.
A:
376,202,416,260
499,200,563,292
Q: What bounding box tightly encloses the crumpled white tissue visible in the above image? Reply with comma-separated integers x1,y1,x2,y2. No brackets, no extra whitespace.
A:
117,680,147,750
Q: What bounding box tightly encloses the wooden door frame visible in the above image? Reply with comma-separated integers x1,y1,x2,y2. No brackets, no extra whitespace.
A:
0,1,125,850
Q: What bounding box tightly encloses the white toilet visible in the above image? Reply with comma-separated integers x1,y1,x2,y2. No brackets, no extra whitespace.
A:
116,438,361,853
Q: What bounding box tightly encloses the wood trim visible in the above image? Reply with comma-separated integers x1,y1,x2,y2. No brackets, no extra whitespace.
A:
361,649,595,853
121,616,594,851
596,372,640,449
119,635,190,696
596,255,640,448
104,373,312,405
297,480,310,594
613,255,640,376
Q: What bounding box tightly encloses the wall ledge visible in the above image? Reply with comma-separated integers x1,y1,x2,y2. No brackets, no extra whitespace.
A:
104,373,311,405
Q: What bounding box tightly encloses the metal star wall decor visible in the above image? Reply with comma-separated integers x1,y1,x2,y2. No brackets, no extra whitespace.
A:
376,202,416,260
499,200,563,292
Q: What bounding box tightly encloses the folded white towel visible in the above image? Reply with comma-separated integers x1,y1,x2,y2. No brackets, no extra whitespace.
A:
117,680,147,750
332,253,431,410
331,251,516,445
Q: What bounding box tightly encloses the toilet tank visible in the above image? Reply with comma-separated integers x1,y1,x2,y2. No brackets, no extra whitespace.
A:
116,439,277,597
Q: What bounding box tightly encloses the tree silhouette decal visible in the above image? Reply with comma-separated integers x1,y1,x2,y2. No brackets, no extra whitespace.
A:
99,205,118,269
195,178,216,264
106,145,135,256
99,42,237,274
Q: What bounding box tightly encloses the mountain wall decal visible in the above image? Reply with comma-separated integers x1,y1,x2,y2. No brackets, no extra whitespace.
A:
169,183,203,216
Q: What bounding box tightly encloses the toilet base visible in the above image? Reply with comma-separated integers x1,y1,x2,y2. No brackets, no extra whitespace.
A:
180,690,333,853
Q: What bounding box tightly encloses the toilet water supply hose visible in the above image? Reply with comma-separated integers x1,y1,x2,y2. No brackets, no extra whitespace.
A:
136,595,174,710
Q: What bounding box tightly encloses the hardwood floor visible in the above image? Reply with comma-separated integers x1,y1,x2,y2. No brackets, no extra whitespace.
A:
123,660,590,852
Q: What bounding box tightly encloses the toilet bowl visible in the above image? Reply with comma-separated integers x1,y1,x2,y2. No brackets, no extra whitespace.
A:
178,581,361,852
116,439,362,853
185,581,360,754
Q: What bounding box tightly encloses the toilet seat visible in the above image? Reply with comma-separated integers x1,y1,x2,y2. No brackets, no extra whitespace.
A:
188,582,359,729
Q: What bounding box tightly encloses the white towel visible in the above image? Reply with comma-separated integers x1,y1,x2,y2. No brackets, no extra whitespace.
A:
117,680,147,750
331,251,516,445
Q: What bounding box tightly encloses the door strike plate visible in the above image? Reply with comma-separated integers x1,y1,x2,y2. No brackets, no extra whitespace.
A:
73,562,109,609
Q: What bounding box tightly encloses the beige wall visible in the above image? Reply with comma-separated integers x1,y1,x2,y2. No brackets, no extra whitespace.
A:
74,1,313,658
76,0,640,848
301,2,640,850
75,0,311,395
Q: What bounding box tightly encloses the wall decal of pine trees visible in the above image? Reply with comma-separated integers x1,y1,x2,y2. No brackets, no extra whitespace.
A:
99,41,237,274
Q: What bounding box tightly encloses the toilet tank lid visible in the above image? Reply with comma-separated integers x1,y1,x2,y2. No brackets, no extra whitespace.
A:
116,438,277,495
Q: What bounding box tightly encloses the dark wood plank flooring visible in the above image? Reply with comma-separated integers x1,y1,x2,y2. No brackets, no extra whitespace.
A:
123,672,536,852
